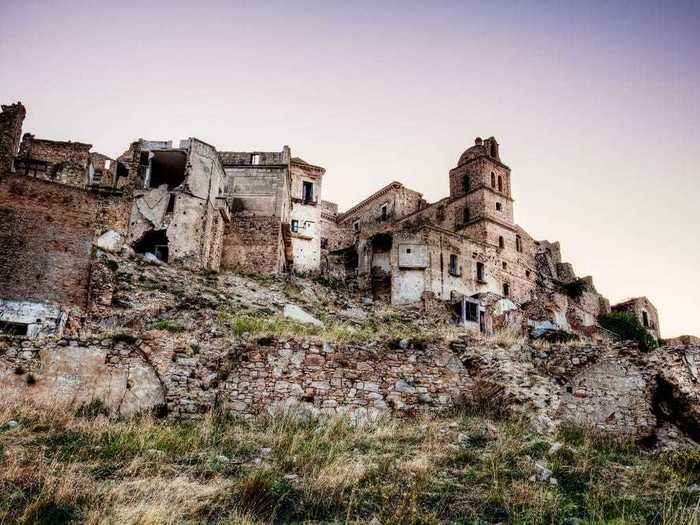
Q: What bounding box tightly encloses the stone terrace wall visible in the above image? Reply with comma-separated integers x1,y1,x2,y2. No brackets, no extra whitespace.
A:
165,339,470,419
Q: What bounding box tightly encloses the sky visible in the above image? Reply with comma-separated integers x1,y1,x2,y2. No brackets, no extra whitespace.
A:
1,0,698,337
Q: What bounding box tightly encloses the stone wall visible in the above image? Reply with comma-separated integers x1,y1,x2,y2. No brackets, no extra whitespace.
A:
0,102,26,177
0,335,164,416
221,216,286,274
612,297,660,339
0,176,101,308
16,134,92,188
163,338,470,419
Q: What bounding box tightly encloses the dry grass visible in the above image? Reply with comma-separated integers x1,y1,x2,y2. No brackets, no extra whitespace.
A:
1,399,698,524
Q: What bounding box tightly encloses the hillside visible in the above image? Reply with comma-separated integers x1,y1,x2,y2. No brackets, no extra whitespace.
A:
1,252,699,523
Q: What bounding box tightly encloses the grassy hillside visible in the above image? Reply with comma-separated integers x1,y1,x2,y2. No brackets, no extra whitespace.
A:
1,400,698,524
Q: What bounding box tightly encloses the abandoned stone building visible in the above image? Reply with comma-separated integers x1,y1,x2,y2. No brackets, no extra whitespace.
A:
125,138,231,271
612,297,661,340
322,137,629,336
0,101,661,340
219,148,328,274
289,157,325,272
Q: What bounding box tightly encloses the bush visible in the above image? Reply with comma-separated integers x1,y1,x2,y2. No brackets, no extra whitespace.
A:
598,312,658,351
150,320,185,333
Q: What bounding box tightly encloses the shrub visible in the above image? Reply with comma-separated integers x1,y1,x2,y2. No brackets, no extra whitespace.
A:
598,312,658,351
150,320,185,333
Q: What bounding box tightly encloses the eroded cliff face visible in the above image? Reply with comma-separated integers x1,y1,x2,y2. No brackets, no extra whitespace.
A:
0,338,164,417
454,338,700,446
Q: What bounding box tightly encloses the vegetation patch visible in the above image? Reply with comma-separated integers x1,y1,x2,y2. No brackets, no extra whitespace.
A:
1,399,696,524
598,312,658,351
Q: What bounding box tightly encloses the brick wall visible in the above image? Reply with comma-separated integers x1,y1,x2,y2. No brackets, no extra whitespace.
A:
0,177,98,308
221,216,285,274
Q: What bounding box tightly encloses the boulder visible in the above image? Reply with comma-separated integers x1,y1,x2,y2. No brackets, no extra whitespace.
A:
95,230,124,253
283,304,323,326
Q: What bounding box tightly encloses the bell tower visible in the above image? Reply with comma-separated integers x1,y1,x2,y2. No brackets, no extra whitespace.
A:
449,136,515,247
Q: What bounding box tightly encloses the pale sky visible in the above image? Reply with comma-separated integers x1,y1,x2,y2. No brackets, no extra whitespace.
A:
1,0,698,337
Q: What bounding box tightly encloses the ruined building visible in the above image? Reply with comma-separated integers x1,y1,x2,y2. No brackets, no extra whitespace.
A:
125,138,230,271
612,297,661,340
321,137,629,337
0,102,660,341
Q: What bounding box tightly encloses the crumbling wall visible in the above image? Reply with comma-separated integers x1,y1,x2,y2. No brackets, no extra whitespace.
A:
0,176,100,308
126,139,229,271
0,102,26,177
558,358,656,437
221,216,286,274
0,336,164,416
16,134,92,188
163,338,469,419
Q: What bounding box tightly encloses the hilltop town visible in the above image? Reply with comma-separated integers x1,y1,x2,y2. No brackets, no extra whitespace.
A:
0,102,660,342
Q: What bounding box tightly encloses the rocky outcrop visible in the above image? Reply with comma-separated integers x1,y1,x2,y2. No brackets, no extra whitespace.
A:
0,336,165,416
452,336,700,446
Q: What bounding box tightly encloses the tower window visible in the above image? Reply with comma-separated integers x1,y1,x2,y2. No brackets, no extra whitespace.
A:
491,172,496,187
463,206,470,224
516,235,522,253
498,236,504,249
503,283,510,297
498,176,503,192
463,175,470,192
476,262,485,281
291,219,299,233
642,310,649,328
251,153,261,165
353,220,360,233
495,202,502,211
302,181,314,202
380,204,388,221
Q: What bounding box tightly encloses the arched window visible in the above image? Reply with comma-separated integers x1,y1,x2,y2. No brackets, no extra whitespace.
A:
498,176,503,192
463,206,470,224
463,175,470,192
503,283,510,297
491,172,496,187
498,236,504,249
516,235,522,252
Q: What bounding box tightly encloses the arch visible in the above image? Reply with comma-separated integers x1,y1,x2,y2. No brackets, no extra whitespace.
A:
497,175,503,192
491,172,496,187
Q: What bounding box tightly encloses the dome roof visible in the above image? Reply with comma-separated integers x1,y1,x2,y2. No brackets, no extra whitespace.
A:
458,143,488,166
457,136,501,166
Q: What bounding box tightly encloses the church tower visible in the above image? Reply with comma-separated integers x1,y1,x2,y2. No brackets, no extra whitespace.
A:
449,137,516,249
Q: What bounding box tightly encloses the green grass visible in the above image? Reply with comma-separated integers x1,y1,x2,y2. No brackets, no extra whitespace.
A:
1,401,697,524
149,320,186,333
216,310,457,345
